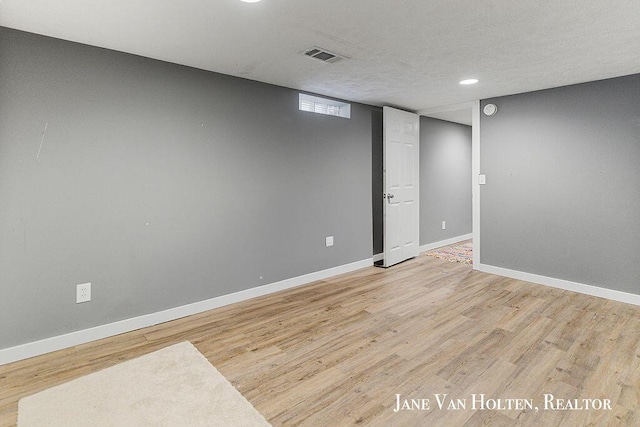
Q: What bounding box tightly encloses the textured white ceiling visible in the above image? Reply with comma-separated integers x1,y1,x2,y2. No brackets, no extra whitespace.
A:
2,0,640,124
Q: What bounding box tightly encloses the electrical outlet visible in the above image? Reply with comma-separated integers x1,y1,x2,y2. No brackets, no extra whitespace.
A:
76,283,91,303
442,221,446,230
325,236,334,247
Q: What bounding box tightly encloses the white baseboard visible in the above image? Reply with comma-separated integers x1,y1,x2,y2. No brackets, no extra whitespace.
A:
419,233,473,253
373,253,384,263
0,258,374,366
477,263,640,307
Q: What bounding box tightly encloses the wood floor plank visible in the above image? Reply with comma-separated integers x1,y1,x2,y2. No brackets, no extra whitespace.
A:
1,254,638,426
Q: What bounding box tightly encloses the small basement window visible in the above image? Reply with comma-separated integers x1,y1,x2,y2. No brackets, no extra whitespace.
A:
299,93,351,119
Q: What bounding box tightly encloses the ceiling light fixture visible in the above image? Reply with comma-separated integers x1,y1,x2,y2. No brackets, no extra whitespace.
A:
459,79,479,85
240,0,262,3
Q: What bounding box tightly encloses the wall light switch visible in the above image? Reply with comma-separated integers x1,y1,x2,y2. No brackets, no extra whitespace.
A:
442,221,446,230
325,236,334,247
479,174,487,185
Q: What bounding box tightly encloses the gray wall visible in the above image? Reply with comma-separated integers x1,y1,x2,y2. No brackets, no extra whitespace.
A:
371,110,384,255
419,117,472,245
480,74,640,294
0,27,376,350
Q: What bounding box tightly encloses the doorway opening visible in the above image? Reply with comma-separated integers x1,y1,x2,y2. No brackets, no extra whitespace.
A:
418,101,479,269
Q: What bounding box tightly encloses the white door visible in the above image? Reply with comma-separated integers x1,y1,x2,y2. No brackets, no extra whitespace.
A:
383,106,420,267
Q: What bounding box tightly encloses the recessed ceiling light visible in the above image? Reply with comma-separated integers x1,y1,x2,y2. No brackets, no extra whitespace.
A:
240,0,262,2
459,79,479,85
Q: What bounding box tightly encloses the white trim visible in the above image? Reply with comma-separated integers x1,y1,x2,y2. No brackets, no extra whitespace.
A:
419,233,473,253
0,258,373,366
373,253,384,263
478,263,640,307
417,101,477,116
471,100,481,270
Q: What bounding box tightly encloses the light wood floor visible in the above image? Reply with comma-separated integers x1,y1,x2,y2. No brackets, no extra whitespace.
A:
1,254,638,426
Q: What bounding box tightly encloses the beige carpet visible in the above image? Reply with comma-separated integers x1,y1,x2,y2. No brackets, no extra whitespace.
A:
425,242,473,265
18,341,271,427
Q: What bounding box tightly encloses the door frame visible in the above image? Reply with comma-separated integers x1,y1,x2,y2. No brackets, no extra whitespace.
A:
417,100,480,269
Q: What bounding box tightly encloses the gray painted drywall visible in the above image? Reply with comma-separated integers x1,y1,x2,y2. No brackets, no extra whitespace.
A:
0,27,376,350
419,117,472,246
480,74,640,294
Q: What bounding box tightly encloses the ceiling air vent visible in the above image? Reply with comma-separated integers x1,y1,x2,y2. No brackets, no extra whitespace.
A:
302,47,345,64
